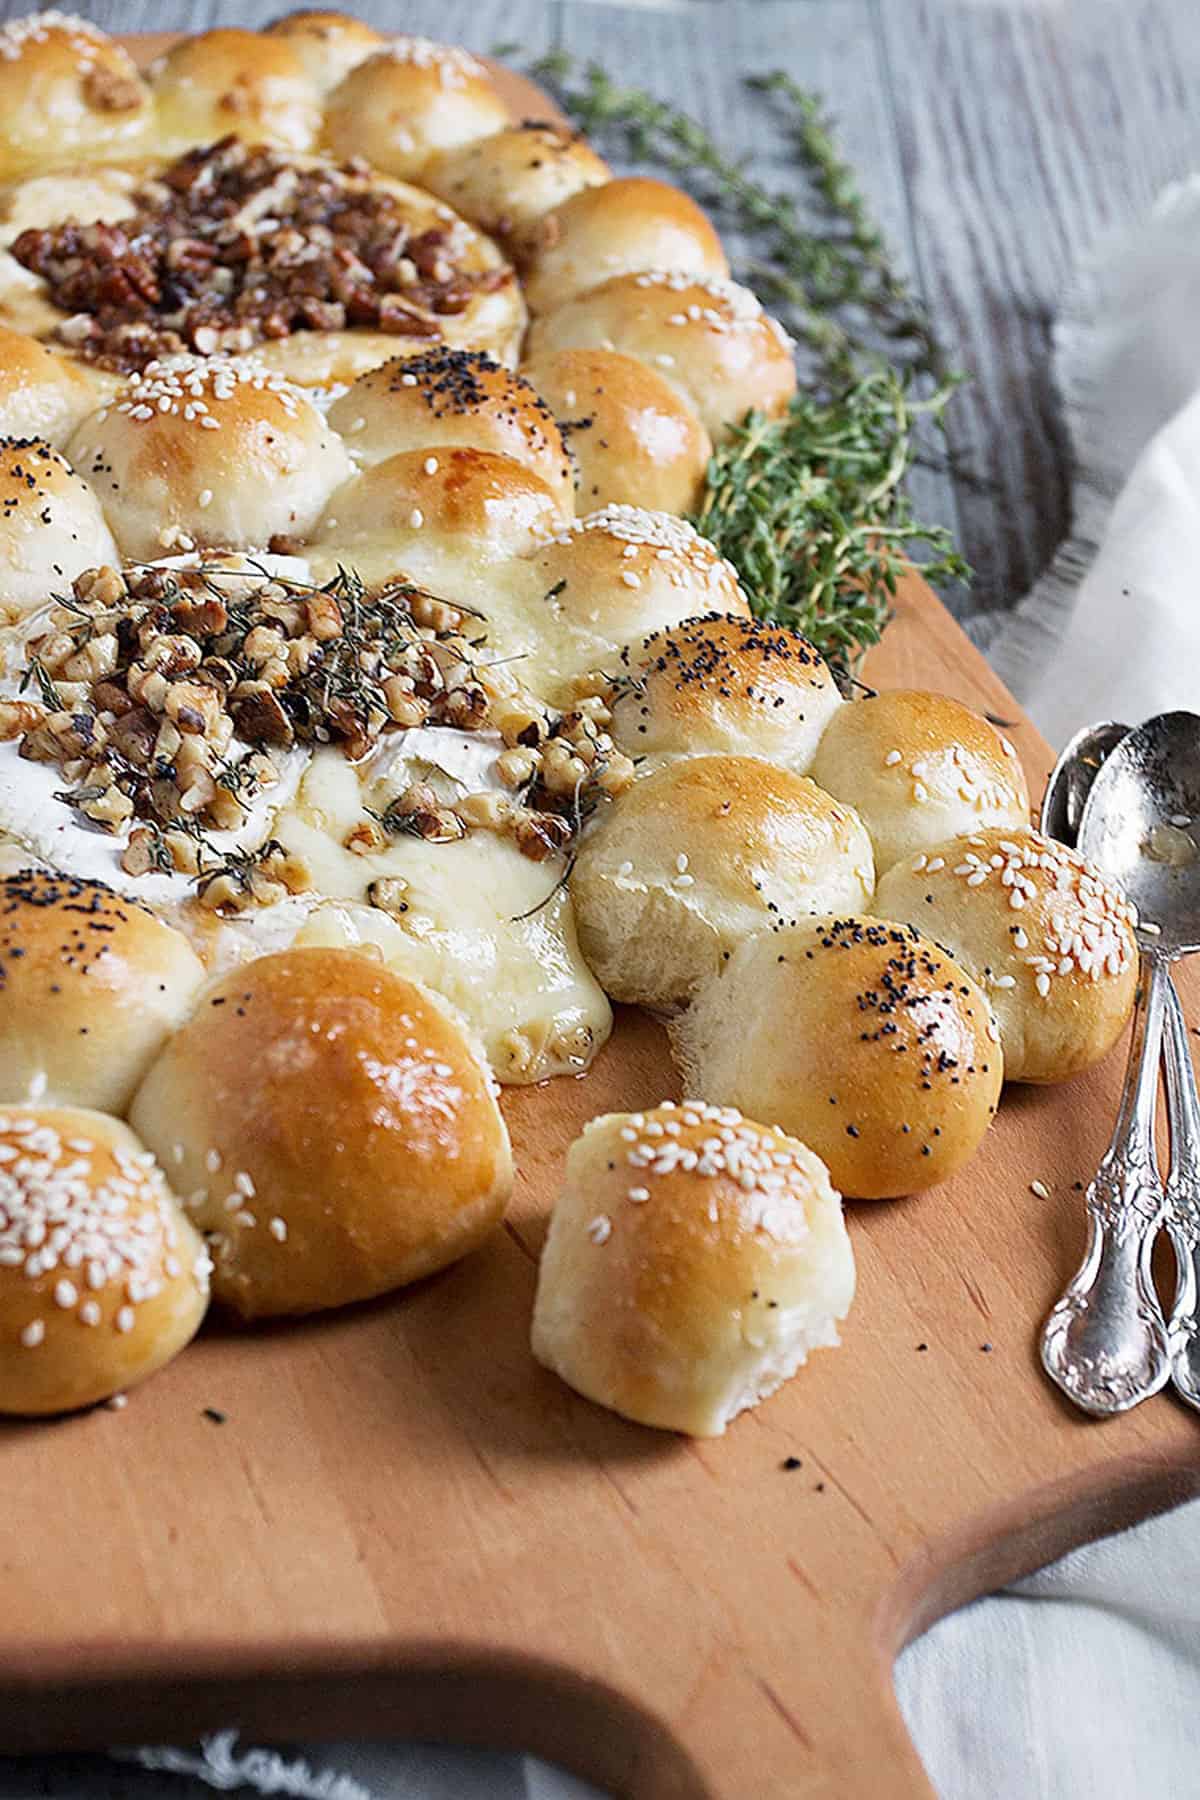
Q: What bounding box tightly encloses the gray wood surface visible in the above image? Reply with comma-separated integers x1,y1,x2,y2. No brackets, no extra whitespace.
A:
2,0,1198,644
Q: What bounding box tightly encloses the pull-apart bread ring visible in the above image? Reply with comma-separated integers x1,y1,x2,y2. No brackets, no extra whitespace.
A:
809,688,1030,876
0,1106,210,1416
423,123,611,265
323,37,511,182
569,755,875,1010
608,613,842,774
129,948,513,1320
670,916,1003,1199
528,271,796,442
873,826,1139,1084
0,434,117,612
148,29,321,156
522,178,729,315
532,1102,855,1437
0,13,152,181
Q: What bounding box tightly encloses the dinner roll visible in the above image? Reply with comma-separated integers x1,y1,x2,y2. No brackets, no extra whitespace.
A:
874,827,1139,1084
609,613,842,774
808,689,1030,876
671,916,1003,1199
0,14,151,180
262,10,384,93
67,357,353,560
0,436,117,614
520,347,713,515
129,949,513,1319
0,871,206,1115
570,756,874,1009
423,123,611,263
149,28,320,155
0,325,101,448
532,1101,855,1437
522,179,729,316
323,38,510,181
0,1107,209,1416
529,271,796,442
328,349,573,509
317,445,564,562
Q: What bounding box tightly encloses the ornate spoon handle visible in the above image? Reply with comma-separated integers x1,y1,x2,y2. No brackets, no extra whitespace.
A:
1162,977,1200,1409
1041,951,1171,1415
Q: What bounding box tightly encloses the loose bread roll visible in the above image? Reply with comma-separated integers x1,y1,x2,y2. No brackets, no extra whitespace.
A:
67,356,353,560
0,435,117,614
874,827,1139,1084
0,1107,209,1416
0,871,206,1115
522,179,729,316
149,28,320,155
609,613,842,774
129,948,513,1319
570,755,874,1009
532,1101,855,1437
262,10,384,93
520,347,713,515
0,14,151,180
808,689,1030,876
323,38,510,181
0,325,102,448
423,123,611,263
329,349,573,509
317,445,565,563
529,271,795,442
672,916,1003,1199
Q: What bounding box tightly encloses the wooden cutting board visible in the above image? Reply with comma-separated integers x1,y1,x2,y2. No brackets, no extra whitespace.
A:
1,38,1198,1800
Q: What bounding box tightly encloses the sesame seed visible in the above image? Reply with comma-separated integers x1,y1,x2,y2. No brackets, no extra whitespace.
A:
587,1214,612,1245
1030,1179,1050,1199
423,456,439,475
409,508,424,529
268,1216,288,1242
19,1319,44,1348
885,749,902,766
115,1305,135,1333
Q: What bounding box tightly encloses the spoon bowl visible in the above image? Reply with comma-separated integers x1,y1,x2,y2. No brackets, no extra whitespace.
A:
1041,719,1130,848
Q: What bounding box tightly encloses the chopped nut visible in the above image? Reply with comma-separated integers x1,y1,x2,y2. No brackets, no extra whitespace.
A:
305,593,343,641
456,791,512,830
0,700,46,742
345,818,387,855
368,876,410,916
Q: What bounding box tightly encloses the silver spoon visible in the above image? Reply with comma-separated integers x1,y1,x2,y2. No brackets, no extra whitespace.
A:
1041,719,1200,1415
1040,713,1200,1414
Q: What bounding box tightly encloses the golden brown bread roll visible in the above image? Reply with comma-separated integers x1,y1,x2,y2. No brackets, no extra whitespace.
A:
317,444,566,563
129,948,513,1319
148,28,320,155
67,356,353,559
0,435,117,613
873,827,1139,1084
569,755,875,1009
262,9,385,93
531,1101,855,1437
0,871,206,1115
522,179,729,315
520,346,713,515
528,271,796,441
0,1106,209,1415
328,348,573,509
608,613,842,774
323,38,510,181
423,122,611,263
808,689,1030,876
0,14,151,180
0,326,102,448
671,916,1003,1199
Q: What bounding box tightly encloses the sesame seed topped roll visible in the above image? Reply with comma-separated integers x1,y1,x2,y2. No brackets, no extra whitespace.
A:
528,271,796,443
532,1101,855,1437
423,123,611,264
520,346,713,516
0,872,206,1115
0,13,151,180
328,348,574,510
0,436,117,615
569,755,875,1010
874,827,1139,1084
522,178,729,316
148,28,320,156
609,613,842,775
0,1107,210,1416
262,10,385,94
670,916,1003,1199
129,949,513,1319
808,689,1030,877
66,357,353,560
323,38,510,182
